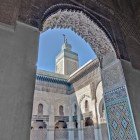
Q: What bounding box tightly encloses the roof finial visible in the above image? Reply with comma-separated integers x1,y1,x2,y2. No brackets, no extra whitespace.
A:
63,34,67,44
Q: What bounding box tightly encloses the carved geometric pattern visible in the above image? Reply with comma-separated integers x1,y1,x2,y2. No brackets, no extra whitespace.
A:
102,60,125,91
43,10,115,57
36,74,70,94
104,86,138,140
79,94,91,105
55,116,69,122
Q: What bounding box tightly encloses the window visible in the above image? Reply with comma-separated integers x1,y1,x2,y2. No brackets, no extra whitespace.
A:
59,105,64,116
38,103,43,115
74,104,77,115
85,100,89,112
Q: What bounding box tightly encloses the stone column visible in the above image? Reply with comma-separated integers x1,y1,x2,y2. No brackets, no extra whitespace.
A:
68,115,74,140
77,110,84,140
47,105,54,140
96,100,104,140
81,120,84,140
102,58,139,140
91,100,102,140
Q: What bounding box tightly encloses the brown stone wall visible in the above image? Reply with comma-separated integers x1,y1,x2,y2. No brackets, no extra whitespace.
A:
0,0,20,25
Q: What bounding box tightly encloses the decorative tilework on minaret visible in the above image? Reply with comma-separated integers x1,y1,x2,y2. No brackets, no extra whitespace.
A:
55,35,79,75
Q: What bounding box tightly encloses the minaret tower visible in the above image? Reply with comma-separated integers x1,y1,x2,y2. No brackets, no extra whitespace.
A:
55,35,79,75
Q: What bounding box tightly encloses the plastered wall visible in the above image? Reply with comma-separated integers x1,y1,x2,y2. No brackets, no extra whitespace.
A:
0,22,39,140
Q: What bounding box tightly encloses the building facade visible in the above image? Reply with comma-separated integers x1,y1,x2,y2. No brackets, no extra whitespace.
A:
30,40,108,140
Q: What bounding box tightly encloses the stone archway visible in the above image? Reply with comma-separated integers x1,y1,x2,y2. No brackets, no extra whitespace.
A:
0,1,140,140
42,10,115,59
41,9,138,140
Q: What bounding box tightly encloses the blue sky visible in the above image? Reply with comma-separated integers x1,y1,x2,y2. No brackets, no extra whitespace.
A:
37,28,96,72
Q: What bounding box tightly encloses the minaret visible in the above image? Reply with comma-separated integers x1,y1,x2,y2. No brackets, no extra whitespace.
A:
55,35,79,75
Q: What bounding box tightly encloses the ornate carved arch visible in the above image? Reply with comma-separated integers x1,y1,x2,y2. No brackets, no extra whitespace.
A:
42,9,116,60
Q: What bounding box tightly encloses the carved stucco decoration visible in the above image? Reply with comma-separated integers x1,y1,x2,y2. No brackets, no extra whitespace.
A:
102,59,125,92
43,10,116,58
79,94,91,105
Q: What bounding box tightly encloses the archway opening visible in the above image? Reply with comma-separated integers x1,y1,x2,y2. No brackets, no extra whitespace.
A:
31,9,114,140
55,121,67,129
30,7,137,140
85,117,93,126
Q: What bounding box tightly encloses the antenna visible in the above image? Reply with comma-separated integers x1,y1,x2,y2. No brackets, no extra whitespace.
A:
63,34,67,43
